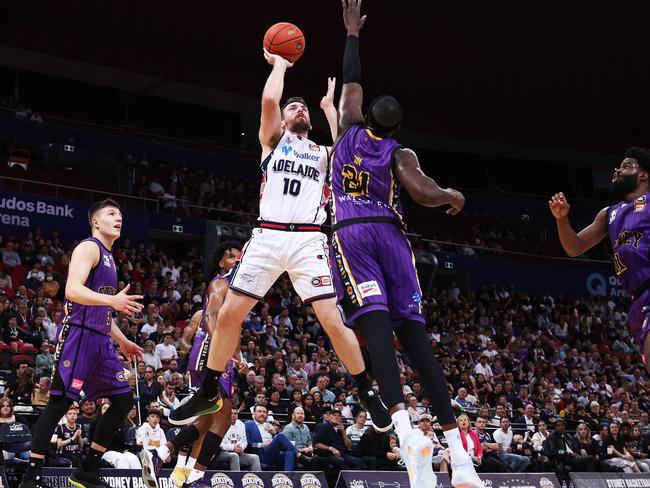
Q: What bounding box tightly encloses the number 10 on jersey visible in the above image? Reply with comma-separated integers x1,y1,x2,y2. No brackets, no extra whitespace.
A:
283,178,301,196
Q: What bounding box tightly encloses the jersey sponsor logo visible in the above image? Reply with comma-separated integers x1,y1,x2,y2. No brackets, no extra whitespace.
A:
292,150,320,162
281,145,293,156
211,473,235,488
71,378,84,390
609,208,618,223
311,276,332,287
272,159,320,181
358,280,382,298
636,195,647,212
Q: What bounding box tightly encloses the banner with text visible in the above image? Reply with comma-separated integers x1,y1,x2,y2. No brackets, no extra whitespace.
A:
41,468,327,488
335,470,561,488
570,472,650,488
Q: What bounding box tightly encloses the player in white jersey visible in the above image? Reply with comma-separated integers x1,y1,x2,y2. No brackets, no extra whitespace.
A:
170,49,391,432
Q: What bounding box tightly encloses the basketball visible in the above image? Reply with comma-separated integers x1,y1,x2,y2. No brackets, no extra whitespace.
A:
263,22,306,63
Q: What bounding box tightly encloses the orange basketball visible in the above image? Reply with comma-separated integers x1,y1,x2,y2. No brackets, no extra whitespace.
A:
263,22,306,63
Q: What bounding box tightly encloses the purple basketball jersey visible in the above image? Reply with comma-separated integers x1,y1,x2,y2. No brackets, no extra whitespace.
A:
64,237,117,334
607,194,650,294
331,125,403,224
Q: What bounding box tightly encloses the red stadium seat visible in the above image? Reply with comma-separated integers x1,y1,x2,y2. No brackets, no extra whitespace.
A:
10,266,28,288
18,343,38,355
0,344,14,353
11,355,34,367
175,320,189,331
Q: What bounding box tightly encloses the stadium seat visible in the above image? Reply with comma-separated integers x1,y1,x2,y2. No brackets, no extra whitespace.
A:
0,344,14,352
18,343,38,355
10,266,28,287
11,355,35,367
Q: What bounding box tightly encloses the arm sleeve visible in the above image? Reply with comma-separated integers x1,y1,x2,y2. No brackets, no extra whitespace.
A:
342,36,361,84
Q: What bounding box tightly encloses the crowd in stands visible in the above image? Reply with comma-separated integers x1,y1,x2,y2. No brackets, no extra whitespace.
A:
0,228,647,483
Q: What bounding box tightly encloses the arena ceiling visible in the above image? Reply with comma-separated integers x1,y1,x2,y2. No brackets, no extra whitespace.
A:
0,0,649,158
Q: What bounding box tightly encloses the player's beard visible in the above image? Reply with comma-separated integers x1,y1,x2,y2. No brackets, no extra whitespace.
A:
610,173,639,199
288,116,310,133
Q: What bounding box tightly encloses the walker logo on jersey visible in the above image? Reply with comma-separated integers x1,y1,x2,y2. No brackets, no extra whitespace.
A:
271,474,293,488
311,276,332,287
241,473,265,488
272,159,321,181
635,195,647,212
609,208,618,223
210,473,234,488
281,145,293,156
299,474,322,488
292,150,320,162
71,378,84,390
358,280,382,298
103,255,112,267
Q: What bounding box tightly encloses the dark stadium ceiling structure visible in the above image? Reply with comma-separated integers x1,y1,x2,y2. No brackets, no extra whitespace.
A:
1,0,650,155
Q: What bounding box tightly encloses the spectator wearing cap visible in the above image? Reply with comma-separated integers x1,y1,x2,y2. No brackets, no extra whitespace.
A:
474,352,493,378
313,408,364,472
155,332,177,361
418,413,434,434
544,418,604,473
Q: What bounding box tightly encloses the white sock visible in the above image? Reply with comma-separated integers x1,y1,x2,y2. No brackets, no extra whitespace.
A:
391,409,412,443
175,453,187,468
444,427,471,466
187,468,204,484
186,457,197,469
157,444,170,461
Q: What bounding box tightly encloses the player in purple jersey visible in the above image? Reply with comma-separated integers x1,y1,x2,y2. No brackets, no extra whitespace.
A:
21,199,144,488
550,147,650,373
328,2,483,488
145,242,253,488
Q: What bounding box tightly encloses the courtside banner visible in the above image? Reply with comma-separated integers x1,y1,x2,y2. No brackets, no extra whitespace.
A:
570,472,650,488
41,468,328,488
335,471,561,488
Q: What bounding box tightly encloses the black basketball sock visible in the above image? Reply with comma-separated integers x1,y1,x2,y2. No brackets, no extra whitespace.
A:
200,368,223,399
196,432,223,468
352,372,372,392
81,447,103,473
24,457,45,481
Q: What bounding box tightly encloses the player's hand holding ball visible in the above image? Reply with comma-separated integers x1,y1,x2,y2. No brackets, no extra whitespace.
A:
263,22,305,64
445,188,465,215
549,192,571,219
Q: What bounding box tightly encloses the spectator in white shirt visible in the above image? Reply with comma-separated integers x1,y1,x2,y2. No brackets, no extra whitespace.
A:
155,333,178,361
136,410,170,465
474,353,493,378
214,408,261,470
142,341,163,370
493,417,530,472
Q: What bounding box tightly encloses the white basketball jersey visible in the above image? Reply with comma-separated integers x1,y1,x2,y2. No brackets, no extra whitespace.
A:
259,131,329,225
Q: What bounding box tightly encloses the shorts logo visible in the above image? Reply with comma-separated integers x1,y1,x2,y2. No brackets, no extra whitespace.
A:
300,474,322,488
241,473,265,488
63,360,71,368
311,276,332,287
116,371,127,382
71,378,84,390
271,473,293,488
358,280,382,298
211,473,234,488
239,273,256,284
